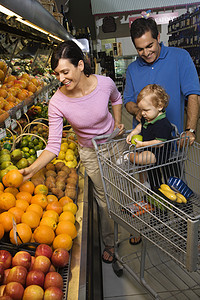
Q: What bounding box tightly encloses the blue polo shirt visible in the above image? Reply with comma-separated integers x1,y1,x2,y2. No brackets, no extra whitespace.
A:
123,43,200,133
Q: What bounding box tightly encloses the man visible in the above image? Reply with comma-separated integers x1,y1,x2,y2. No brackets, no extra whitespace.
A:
124,18,200,144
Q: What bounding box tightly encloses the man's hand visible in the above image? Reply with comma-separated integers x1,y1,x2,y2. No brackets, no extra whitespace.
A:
181,131,195,146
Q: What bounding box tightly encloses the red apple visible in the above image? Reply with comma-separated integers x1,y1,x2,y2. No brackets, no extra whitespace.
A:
23,285,44,300
0,285,6,296
12,251,31,270
6,266,27,286
28,256,35,271
32,256,51,274
3,268,11,284
0,251,12,269
0,263,5,284
44,272,63,290
35,244,53,259
49,264,56,272
26,270,45,287
4,281,24,300
51,248,69,268
44,287,63,300
0,295,12,299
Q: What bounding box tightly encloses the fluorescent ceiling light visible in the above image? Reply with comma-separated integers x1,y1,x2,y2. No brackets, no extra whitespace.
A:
0,4,64,42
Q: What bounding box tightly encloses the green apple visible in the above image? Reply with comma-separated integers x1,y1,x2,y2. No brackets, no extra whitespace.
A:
131,134,143,145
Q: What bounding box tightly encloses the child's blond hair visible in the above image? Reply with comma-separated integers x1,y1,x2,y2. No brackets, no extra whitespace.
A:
137,84,169,109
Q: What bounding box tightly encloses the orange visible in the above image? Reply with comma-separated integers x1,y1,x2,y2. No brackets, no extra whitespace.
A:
40,217,57,231
19,181,35,194
33,225,55,245
0,223,4,240
59,196,73,207
16,191,32,204
34,184,48,195
63,202,77,215
10,223,32,245
15,199,29,211
0,192,16,211
0,183,4,192
8,207,24,224
2,170,23,188
59,211,75,224
26,203,43,218
4,187,19,196
21,211,40,229
31,194,48,209
56,221,77,239
0,211,16,232
46,201,62,215
46,194,58,203
53,233,73,251
42,210,59,223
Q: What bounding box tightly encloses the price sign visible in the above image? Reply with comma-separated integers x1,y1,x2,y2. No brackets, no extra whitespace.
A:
11,119,17,130
16,109,22,120
23,105,28,114
4,116,11,128
0,128,6,140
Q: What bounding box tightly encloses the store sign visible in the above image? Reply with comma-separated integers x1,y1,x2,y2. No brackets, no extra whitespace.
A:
129,12,179,27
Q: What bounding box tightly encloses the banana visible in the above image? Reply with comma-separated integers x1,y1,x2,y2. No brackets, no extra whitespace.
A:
158,188,177,201
176,193,187,204
160,184,174,193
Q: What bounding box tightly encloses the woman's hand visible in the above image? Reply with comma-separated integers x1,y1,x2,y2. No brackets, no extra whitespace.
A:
18,167,34,182
114,123,125,136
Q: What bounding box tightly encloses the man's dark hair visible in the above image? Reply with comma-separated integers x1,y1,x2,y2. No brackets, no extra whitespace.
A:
130,18,159,45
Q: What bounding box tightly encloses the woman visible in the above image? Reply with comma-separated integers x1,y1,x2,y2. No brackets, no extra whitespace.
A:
20,40,125,263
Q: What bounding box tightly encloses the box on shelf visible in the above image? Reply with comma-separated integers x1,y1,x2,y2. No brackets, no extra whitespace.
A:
38,0,55,14
53,12,63,25
112,42,122,57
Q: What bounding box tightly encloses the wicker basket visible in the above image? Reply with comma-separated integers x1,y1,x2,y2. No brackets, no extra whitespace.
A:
53,12,63,24
13,133,47,150
22,121,49,135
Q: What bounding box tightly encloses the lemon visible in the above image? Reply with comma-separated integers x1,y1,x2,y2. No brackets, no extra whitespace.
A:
68,142,76,150
58,150,65,160
65,154,74,161
72,158,78,167
65,161,74,168
60,143,68,152
66,149,74,156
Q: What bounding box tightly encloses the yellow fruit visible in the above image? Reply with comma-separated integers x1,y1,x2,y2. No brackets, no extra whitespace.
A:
65,154,74,162
68,142,76,150
60,143,68,152
63,202,77,215
58,151,65,160
66,149,74,156
160,184,174,193
176,193,187,204
158,188,177,201
65,161,75,168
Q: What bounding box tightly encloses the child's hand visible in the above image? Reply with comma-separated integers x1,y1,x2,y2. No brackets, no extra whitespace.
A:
126,133,133,144
134,139,144,148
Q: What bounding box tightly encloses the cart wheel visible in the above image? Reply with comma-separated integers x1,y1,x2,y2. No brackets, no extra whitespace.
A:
112,258,123,277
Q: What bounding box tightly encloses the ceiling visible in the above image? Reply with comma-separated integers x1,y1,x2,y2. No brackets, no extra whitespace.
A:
90,0,200,15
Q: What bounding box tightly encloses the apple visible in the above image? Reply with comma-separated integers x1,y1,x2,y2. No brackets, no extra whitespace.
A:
12,251,32,270
131,134,143,145
44,287,63,300
4,281,24,300
0,285,6,296
6,266,27,286
0,263,5,284
0,295,13,299
49,264,56,272
23,285,44,300
3,268,11,284
44,272,63,290
28,256,35,271
0,250,12,269
32,256,51,274
35,244,53,259
26,270,45,287
51,248,69,268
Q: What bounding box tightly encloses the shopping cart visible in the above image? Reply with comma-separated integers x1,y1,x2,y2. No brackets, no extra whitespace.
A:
92,132,200,299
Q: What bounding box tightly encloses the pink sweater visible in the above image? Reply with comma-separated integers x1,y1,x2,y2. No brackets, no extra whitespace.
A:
45,75,122,155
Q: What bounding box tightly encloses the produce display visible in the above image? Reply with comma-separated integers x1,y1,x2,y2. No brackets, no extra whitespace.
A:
0,243,69,299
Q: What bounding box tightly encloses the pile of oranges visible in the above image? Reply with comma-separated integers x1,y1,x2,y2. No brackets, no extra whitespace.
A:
0,169,78,251
0,60,44,115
